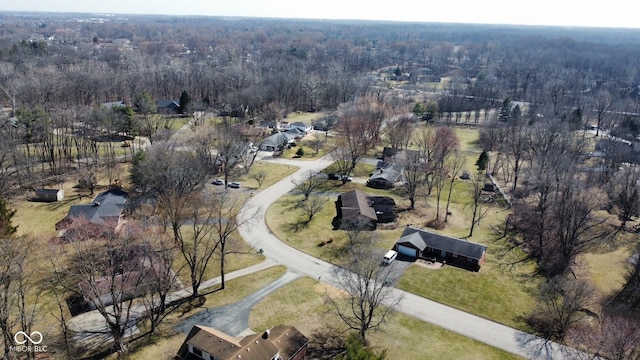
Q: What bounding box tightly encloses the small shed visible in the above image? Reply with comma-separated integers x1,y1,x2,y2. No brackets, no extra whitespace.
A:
35,188,64,202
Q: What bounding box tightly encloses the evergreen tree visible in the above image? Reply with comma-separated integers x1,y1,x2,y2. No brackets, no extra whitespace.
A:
179,90,191,115
498,97,512,122
0,196,17,237
476,150,489,171
336,333,387,360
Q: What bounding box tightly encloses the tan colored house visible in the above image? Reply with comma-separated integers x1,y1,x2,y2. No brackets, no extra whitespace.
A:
176,325,308,360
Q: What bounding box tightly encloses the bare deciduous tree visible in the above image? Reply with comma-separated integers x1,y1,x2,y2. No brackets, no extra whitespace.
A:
207,190,257,290
468,171,494,237
299,195,325,225
527,276,593,342
292,171,326,201
51,220,150,357
385,115,414,151
0,236,37,360
250,170,267,189
329,243,400,344
570,314,640,360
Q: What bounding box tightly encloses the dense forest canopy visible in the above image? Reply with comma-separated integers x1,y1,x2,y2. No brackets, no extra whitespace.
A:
1,12,640,116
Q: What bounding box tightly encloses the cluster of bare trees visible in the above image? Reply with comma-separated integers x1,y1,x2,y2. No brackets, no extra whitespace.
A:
478,107,640,356
331,96,388,181
17,136,257,358
0,198,40,360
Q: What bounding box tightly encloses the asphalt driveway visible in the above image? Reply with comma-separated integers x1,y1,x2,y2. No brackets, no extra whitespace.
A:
176,270,301,336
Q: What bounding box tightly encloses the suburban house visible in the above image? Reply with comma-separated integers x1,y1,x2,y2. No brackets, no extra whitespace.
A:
55,188,128,231
100,101,126,110
596,139,640,164
394,226,487,271
35,188,64,202
367,149,422,189
259,132,291,151
367,163,404,189
334,189,396,229
376,146,397,160
283,127,305,140
288,121,313,134
176,325,308,360
157,99,180,114
72,244,178,315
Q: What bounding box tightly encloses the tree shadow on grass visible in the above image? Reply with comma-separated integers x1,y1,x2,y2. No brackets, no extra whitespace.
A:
306,325,347,360
286,219,310,233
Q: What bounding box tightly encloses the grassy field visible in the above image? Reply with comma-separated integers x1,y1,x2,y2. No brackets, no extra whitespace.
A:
229,161,299,190
249,277,523,360
280,135,337,160
265,124,542,331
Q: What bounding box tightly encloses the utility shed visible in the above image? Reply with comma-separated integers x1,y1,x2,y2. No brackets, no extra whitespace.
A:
35,188,64,202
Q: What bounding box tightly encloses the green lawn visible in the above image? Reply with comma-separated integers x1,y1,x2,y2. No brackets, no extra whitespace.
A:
265,124,541,331
280,137,336,160
398,258,537,331
250,277,523,360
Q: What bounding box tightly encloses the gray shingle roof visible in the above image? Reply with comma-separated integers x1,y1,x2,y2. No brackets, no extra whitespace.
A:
397,226,486,260
64,188,128,226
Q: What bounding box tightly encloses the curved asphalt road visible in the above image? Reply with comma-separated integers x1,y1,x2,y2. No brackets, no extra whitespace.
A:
238,154,583,360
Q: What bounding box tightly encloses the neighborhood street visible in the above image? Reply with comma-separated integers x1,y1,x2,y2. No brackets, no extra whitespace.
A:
66,151,583,359
238,153,583,360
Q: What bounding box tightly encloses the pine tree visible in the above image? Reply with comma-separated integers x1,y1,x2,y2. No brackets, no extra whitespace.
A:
0,196,17,237
476,150,489,172
179,90,191,115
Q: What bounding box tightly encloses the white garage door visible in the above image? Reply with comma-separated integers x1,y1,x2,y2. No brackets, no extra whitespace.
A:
396,245,417,258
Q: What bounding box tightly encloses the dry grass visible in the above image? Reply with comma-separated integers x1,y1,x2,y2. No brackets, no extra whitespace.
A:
283,111,324,123
250,277,523,360
266,124,540,331
581,248,630,297
123,266,287,360
231,162,298,190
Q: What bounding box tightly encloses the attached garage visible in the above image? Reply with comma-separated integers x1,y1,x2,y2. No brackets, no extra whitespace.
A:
394,226,488,271
396,244,418,258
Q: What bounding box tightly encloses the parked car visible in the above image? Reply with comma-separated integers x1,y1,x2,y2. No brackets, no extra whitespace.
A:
228,182,241,188
382,250,398,265
212,179,224,185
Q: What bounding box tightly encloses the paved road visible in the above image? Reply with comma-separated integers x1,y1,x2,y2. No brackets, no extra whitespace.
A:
239,153,584,360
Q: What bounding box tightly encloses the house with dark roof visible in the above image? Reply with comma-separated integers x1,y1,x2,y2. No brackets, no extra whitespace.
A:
72,243,179,315
395,226,487,271
334,189,396,229
55,188,128,231
176,325,308,360
157,99,180,114
367,163,404,189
